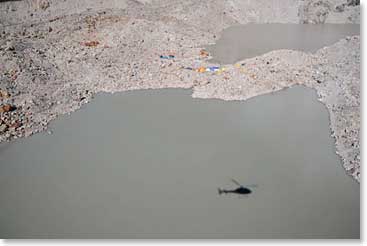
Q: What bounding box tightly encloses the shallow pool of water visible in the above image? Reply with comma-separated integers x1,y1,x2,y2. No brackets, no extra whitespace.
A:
207,24,359,64
0,86,359,238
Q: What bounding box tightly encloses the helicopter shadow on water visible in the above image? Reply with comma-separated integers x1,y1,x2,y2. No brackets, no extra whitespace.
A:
218,179,258,198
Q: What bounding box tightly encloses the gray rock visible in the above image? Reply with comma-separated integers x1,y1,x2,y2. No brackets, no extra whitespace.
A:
0,124,8,133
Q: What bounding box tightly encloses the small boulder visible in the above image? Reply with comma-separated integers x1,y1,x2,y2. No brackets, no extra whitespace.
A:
0,89,10,98
0,104,16,113
0,124,7,133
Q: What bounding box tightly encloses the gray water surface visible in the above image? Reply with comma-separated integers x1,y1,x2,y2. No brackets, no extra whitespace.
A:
207,24,360,64
0,86,359,238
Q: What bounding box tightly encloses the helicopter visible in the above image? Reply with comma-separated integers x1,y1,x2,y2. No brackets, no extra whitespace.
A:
218,179,257,195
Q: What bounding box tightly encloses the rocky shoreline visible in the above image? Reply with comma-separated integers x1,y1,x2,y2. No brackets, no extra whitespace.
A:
0,0,360,181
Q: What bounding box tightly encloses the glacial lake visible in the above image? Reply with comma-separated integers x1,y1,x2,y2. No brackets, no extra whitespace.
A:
0,86,359,238
207,24,359,64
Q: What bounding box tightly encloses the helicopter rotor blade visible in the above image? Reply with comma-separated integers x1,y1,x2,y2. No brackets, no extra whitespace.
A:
231,179,242,187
